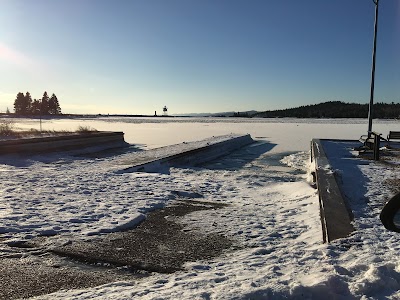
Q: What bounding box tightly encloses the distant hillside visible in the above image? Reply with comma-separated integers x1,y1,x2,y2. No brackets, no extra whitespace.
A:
174,110,258,117
253,101,400,119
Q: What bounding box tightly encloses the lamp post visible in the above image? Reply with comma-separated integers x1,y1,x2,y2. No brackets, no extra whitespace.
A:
367,0,380,136
39,97,44,133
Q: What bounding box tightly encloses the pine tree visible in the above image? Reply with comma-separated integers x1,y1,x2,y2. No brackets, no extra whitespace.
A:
14,92,32,115
24,92,32,113
48,93,61,114
41,91,49,115
13,92,25,114
31,99,41,115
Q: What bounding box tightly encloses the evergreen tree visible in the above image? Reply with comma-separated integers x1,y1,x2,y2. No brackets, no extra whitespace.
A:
14,92,25,114
31,99,41,115
13,91,62,116
14,92,32,115
13,92,25,114
24,92,32,114
41,91,49,114
48,93,61,114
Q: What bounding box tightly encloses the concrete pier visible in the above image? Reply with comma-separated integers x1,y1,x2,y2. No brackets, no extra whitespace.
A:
121,134,254,173
0,131,126,154
311,139,354,243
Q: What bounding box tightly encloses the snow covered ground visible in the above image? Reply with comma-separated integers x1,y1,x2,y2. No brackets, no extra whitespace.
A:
1,117,400,299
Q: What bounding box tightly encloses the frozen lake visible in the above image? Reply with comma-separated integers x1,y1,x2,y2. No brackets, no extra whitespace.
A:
8,116,400,151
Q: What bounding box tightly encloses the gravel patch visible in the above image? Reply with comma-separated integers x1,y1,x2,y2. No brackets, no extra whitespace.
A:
0,200,233,299
0,258,132,300
50,200,233,273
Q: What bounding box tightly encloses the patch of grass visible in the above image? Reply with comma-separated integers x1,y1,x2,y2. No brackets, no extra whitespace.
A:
0,119,15,136
36,129,72,135
0,121,98,140
0,125,76,139
76,125,97,133
17,129,74,138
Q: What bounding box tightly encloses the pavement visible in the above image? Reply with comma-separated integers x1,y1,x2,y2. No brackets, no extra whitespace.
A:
49,200,233,273
0,200,233,299
0,257,132,300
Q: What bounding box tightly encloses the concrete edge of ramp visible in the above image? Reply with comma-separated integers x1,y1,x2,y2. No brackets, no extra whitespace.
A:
0,131,126,154
311,139,354,243
121,134,254,173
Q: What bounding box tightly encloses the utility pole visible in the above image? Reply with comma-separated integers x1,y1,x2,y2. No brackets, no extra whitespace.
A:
367,0,379,136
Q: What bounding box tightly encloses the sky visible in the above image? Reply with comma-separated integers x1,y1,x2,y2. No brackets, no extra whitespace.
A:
0,0,399,115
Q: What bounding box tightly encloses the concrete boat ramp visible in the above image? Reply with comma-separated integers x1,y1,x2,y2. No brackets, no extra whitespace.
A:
111,133,255,173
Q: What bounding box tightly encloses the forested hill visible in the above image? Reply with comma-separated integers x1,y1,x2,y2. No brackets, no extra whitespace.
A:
253,101,400,119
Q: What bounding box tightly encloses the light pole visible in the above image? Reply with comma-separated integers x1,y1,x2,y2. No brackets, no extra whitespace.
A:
367,0,380,136
40,99,43,133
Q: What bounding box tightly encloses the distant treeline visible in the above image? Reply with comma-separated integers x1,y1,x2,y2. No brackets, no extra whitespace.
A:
252,101,400,119
13,91,62,116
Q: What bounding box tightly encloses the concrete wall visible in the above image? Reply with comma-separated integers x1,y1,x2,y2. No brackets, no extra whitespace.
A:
311,139,354,243
0,132,126,154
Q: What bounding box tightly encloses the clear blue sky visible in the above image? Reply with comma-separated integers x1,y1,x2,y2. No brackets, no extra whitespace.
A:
0,0,399,115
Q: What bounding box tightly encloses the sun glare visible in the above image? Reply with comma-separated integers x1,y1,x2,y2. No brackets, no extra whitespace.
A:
0,43,39,70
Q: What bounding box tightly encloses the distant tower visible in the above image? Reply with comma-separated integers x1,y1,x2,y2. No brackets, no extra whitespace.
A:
163,106,168,116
